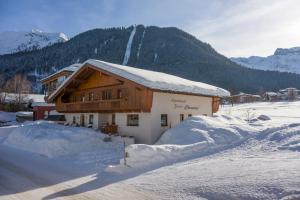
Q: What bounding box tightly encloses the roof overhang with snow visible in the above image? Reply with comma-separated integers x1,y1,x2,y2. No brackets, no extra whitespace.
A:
48,59,230,102
41,63,82,83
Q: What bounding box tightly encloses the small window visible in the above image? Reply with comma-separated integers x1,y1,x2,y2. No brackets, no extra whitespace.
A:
161,114,168,127
89,92,94,101
117,89,123,99
180,114,184,122
89,114,94,124
127,114,139,126
102,90,112,100
72,116,76,124
188,114,192,117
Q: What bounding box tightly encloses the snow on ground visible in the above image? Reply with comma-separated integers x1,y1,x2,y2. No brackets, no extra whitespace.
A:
0,101,299,199
123,115,257,168
0,111,16,122
4,121,123,159
112,101,300,199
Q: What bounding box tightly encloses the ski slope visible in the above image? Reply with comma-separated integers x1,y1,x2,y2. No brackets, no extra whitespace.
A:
122,26,136,65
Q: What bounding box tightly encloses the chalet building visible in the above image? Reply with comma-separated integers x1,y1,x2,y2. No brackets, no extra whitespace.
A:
46,59,230,144
279,88,299,100
263,92,279,101
231,92,261,104
41,64,81,96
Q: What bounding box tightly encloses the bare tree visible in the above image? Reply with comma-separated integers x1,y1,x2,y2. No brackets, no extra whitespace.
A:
4,74,31,104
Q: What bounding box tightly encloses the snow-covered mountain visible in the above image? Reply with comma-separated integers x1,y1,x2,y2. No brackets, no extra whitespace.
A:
231,47,300,74
0,30,68,55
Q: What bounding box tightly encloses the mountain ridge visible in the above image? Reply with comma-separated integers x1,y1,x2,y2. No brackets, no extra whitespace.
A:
0,25,300,94
0,30,68,55
231,46,300,74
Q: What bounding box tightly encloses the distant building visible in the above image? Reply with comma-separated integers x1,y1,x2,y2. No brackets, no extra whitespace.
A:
263,92,279,101
41,64,81,97
231,93,261,104
279,88,299,100
31,102,55,121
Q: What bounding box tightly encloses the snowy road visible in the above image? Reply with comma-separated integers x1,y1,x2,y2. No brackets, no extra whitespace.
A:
0,146,157,200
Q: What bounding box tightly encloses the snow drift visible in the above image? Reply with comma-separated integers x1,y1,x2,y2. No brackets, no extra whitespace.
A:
124,115,257,168
4,121,123,158
123,113,300,168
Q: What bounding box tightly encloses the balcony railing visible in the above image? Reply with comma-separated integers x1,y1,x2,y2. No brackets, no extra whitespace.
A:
55,98,135,112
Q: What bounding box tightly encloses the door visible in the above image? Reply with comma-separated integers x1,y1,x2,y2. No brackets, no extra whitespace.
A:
80,114,85,126
112,113,116,125
180,114,184,122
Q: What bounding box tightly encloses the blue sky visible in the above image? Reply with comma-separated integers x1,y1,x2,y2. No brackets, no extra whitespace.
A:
1,0,300,57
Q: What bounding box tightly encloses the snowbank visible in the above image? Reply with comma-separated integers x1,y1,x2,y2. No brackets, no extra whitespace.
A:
0,111,16,122
157,115,254,145
4,121,123,158
267,123,300,151
124,115,257,168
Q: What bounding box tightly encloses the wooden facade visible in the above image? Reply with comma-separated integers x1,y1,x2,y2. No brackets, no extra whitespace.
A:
51,64,153,113
42,71,74,96
47,63,222,116
212,97,221,113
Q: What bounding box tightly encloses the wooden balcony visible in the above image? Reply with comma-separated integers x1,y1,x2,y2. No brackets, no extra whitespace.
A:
55,98,140,113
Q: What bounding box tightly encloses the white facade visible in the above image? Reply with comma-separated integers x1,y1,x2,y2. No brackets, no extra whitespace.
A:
64,92,213,144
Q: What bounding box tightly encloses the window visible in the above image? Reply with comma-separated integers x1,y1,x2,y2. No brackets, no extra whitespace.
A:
127,114,139,126
161,114,168,127
102,90,112,100
89,92,94,101
117,89,123,99
180,114,184,122
72,116,76,124
89,114,94,124
188,114,192,117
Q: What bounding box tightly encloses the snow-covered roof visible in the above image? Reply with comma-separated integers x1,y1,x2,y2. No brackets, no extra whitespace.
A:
49,59,230,101
41,63,81,82
265,92,278,96
279,88,299,92
232,92,261,98
1,93,45,103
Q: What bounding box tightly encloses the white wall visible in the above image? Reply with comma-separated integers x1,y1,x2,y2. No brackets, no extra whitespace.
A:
149,92,212,143
64,113,99,129
115,112,152,144
63,92,213,144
